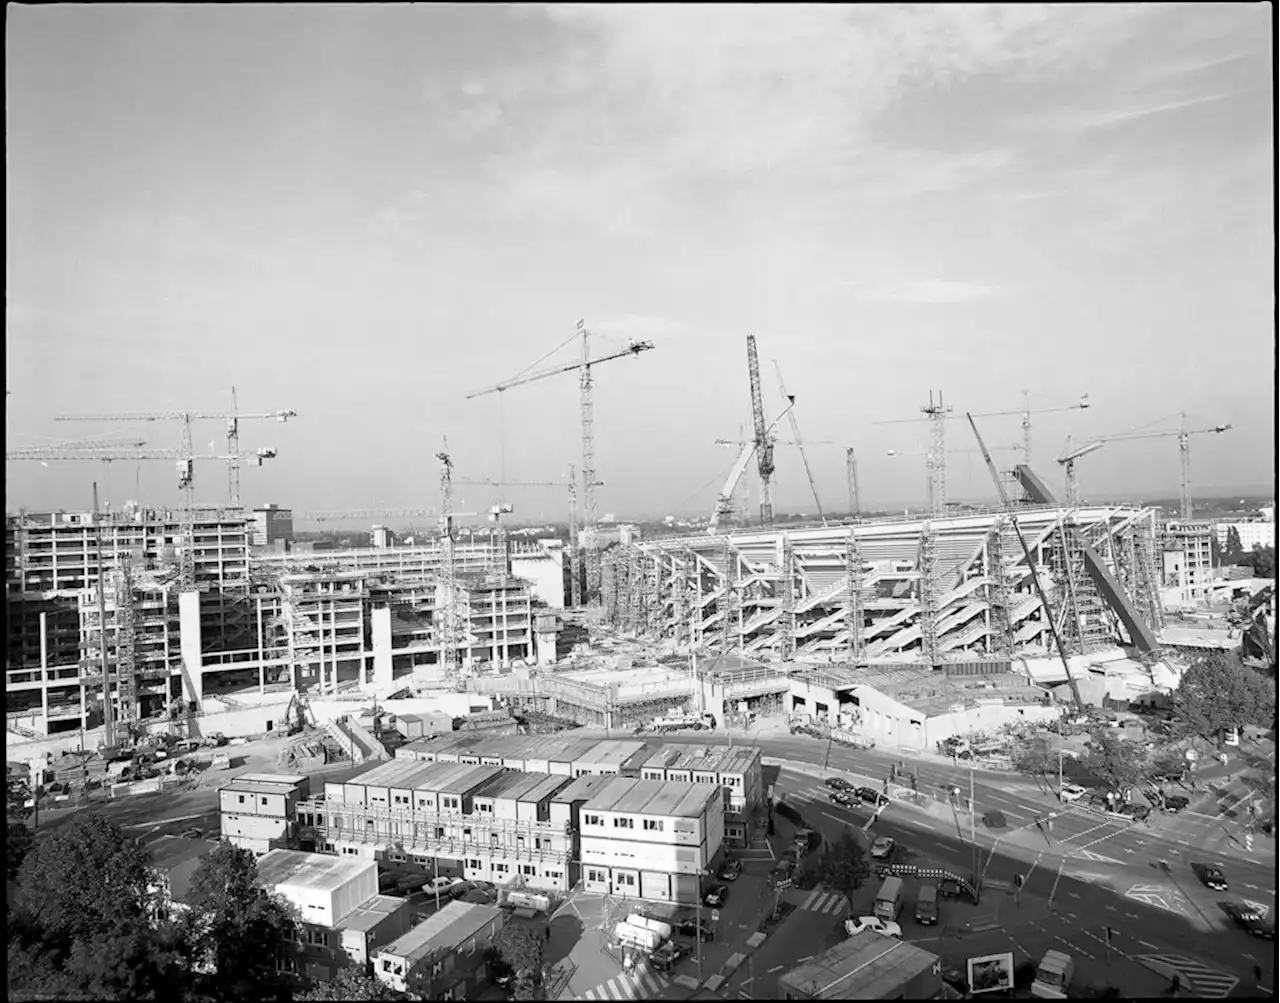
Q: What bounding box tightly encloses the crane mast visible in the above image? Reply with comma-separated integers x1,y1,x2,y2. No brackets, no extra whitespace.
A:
436,440,461,690
773,358,824,524
846,446,860,520
746,335,774,525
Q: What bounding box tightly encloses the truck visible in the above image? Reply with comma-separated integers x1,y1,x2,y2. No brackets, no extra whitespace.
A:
873,875,904,921
626,913,672,941
1030,950,1074,998
613,921,662,953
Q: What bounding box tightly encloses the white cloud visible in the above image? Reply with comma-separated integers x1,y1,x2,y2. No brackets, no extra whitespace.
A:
836,279,1006,304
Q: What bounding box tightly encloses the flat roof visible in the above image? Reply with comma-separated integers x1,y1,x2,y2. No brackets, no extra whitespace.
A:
233,772,306,786
336,893,406,933
437,764,506,796
519,773,575,804
379,901,504,962
221,779,304,797
573,739,647,767
550,774,615,805
473,769,539,800
257,849,374,892
347,758,436,788
584,777,717,819
779,931,939,999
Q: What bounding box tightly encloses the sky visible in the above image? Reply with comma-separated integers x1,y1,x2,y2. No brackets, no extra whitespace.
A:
6,4,1275,526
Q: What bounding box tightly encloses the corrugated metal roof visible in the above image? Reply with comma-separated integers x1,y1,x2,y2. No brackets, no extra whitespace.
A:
575,739,647,767
550,774,614,804
778,931,937,999
519,774,575,804
379,901,504,963
438,764,506,795
336,893,405,933
353,758,437,788
640,747,684,770
473,769,537,800
257,848,374,892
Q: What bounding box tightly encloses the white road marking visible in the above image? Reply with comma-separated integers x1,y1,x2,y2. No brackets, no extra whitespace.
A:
1139,940,1158,949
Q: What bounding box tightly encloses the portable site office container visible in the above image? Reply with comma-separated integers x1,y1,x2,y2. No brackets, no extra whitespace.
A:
626,914,672,940
614,921,661,952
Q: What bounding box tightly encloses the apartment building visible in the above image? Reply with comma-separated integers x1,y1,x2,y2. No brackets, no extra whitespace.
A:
1163,521,1216,603
299,760,577,892
1215,520,1276,551
399,733,764,848
578,776,725,903
373,901,506,999
250,505,294,548
256,849,411,984
219,772,311,855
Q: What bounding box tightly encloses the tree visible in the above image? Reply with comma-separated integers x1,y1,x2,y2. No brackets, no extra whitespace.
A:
492,925,544,1001
296,967,406,1001
1225,527,1245,562
1011,735,1055,793
812,829,871,908
1240,545,1277,579
1173,653,1278,747
1080,728,1145,795
179,841,299,1002
7,820,34,879
7,775,33,820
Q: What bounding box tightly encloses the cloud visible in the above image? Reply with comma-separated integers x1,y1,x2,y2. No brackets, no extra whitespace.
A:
836,279,1007,304
415,4,1160,229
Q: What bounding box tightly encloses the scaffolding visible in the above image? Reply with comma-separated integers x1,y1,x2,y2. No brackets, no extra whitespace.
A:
719,537,736,655
986,517,1016,658
918,522,939,664
627,548,643,635
778,534,795,662
644,552,662,639
845,530,863,664
113,551,138,726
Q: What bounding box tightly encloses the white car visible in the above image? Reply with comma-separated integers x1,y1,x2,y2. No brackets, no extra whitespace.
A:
427,876,463,894
845,916,903,939
870,837,896,860
1059,783,1088,803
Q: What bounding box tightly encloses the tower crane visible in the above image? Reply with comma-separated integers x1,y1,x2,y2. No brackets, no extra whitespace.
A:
465,320,655,604
708,398,796,534
846,447,860,520
1057,415,1232,517
7,443,278,589
55,401,298,507
875,392,1089,511
745,336,776,526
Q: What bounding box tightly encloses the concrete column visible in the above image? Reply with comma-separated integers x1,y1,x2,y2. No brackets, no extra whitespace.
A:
178,590,203,709
39,611,50,726
372,604,393,688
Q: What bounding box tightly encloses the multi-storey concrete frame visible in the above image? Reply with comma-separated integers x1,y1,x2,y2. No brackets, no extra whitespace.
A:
602,505,1163,661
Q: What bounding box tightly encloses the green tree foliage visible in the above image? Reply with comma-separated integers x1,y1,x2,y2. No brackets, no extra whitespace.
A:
492,924,544,1000
812,829,872,908
1081,728,1145,794
1225,527,1245,562
296,966,406,1001
1010,735,1055,792
7,775,33,820
1173,653,1278,746
7,820,34,879
179,842,299,1002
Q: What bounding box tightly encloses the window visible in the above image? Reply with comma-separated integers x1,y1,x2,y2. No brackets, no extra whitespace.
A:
493,863,509,874
521,864,536,876
534,837,544,850
261,796,270,806
620,873,636,886
491,833,500,846
583,813,600,827
587,868,606,883
434,826,445,838
545,870,562,882
613,817,633,829
643,819,664,832
479,803,492,813
467,858,482,869
237,794,246,805
343,846,359,856
463,827,473,838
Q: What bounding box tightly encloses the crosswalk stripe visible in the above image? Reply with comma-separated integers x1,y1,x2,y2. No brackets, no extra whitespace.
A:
802,888,821,909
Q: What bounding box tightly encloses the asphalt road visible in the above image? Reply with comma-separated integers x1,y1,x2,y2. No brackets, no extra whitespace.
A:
776,766,1277,995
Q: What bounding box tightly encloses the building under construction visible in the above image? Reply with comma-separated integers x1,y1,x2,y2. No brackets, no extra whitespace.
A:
601,502,1165,664
5,508,561,737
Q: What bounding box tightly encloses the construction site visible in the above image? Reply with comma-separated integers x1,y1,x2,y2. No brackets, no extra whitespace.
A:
5,328,1252,754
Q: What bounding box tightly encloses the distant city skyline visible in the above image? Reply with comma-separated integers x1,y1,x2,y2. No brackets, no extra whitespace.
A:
7,5,1274,518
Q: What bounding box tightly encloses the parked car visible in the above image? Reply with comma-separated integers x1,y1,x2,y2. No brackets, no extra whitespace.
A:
427,876,463,894
870,837,896,860
824,777,853,791
649,941,685,972
180,827,204,840
1160,795,1190,813
829,791,855,808
674,918,715,942
1201,865,1228,891
844,915,902,939
717,858,742,881
703,883,728,908
1227,904,1276,940
1118,804,1151,822
855,786,891,807
1059,783,1088,803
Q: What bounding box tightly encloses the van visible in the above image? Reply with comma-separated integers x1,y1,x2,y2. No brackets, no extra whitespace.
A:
873,875,903,921
211,754,232,771
1031,950,1074,998
613,921,661,953
915,884,938,925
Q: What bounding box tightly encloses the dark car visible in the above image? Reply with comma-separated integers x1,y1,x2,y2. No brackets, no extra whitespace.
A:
855,786,891,807
703,883,728,908
1159,794,1190,813
825,777,853,791
1228,905,1276,940
829,791,855,808
674,919,715,942
717,858,742,881
650,941,684,972
1202,865,1228,891
1119,804,1151,822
